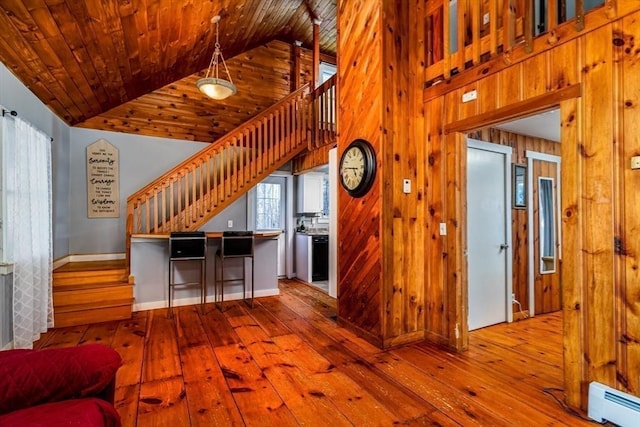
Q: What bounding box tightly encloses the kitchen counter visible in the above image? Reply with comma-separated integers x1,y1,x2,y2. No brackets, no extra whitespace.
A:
295,230,329,236
130,231,280,311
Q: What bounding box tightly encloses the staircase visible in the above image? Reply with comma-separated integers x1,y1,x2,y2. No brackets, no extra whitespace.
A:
49,81,337,328
126,84,311,255
52,260,133,327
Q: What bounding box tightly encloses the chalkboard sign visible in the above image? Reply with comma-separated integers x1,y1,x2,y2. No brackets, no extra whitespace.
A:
86,139,120,218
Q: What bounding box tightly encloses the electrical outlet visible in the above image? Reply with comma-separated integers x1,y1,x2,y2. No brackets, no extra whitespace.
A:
512,293,516,303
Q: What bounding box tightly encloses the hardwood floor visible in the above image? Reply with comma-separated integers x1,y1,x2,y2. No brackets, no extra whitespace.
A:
34,279,591,426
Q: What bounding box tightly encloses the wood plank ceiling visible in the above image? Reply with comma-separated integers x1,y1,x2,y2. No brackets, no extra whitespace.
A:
0,0,336,142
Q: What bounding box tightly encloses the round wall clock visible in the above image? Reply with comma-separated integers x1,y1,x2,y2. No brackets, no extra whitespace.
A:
339,139,376,197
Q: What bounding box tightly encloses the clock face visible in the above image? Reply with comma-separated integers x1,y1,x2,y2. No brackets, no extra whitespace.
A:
339,139,376,197
341,146,365,190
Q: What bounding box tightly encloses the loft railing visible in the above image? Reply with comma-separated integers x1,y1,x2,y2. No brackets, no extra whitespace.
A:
310,75,337,150
425,0,608,86
125,83,311,266
292,75,337,173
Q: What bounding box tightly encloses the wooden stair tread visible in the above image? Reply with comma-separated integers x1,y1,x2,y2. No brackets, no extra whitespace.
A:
52,259,133,327
53,305,132,328
54,297,135,313
53,280,130,292
53,259,126,273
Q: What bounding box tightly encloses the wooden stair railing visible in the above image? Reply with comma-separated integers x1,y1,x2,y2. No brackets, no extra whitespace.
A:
310,75,337,150
125,84,311,267
293,75,337,173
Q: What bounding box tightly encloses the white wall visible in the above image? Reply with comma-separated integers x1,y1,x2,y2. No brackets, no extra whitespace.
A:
70,128,208,254
2,62,254,258
0,63,71,260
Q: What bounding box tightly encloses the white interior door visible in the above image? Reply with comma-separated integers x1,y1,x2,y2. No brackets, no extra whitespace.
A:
467,139,512,331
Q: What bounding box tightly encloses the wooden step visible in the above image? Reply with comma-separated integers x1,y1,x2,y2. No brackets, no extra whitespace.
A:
52,260,133,328
53,282,133,307
52,280,131,293
54,297,135,314
53,269,128,287
54,304,133,328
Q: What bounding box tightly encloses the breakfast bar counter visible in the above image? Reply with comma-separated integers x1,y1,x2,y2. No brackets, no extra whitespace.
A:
129,231,280,311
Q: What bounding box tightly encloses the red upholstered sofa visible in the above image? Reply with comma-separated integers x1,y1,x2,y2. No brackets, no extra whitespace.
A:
0,344,122,426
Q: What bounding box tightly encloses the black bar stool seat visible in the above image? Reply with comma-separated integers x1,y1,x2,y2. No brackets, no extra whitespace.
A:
168,231,207,317
215,231,254,310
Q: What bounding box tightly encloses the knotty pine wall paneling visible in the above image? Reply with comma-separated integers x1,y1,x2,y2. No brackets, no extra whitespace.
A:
337,0,426,348
77,41,315,143
620,11,640,402
531,159,561,315
425,95,448,345
581,23,617,396
337,0,384,345
423,6,640,408
381,0,426,348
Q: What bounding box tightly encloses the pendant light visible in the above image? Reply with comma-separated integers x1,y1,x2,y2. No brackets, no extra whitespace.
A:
196,15,237,100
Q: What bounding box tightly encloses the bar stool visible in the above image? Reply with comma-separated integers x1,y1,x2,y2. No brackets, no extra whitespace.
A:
215,231,254,310
168,231,207,317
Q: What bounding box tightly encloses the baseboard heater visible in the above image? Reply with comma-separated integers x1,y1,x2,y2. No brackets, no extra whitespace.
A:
588,381,640,426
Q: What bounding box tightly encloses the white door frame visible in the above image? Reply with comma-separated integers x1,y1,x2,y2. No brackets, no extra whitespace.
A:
525,150,561,317
247,171,294,278
467,138,514,323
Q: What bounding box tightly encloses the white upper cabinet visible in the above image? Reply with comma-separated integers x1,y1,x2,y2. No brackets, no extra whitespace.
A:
297,173,324,213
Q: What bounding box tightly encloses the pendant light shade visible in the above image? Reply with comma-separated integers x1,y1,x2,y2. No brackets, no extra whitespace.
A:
197,16,237,100
196,77,236,100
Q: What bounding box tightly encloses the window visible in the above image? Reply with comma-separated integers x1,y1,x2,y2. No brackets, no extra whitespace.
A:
255,182,282,230
321,175,329,216
319,62,336,86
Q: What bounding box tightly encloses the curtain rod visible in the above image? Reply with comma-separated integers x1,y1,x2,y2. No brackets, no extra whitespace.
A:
1,107,54,142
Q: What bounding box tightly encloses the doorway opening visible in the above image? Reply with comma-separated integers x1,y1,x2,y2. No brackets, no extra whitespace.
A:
464,108,563,389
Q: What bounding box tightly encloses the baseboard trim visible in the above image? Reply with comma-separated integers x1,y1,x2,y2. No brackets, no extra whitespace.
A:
133,288,280,312
53,253,126,270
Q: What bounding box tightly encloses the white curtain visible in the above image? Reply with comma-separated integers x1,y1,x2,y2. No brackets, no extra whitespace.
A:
2,116,53,349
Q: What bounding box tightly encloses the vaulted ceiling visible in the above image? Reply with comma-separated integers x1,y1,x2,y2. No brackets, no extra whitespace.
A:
0,0,336,142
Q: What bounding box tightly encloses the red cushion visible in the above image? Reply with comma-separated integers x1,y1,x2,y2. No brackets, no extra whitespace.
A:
0,344,122,415
0,348,32,359
0,398,121,427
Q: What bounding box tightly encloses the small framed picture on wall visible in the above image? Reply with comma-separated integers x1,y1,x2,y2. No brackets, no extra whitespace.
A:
513,164,527,209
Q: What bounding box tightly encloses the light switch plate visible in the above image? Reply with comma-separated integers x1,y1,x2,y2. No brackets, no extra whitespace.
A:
483,13,490,25
403,179,411,194
439,223,447,236
631,156,640,170
227,219,233,228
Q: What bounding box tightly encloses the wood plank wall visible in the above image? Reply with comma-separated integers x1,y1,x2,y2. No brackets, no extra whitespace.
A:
336,0,640,409
422,7,640,408
531,159,560,315
468,128,561,317
381,0,426,348
337,0,426,348
336,0,384,345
